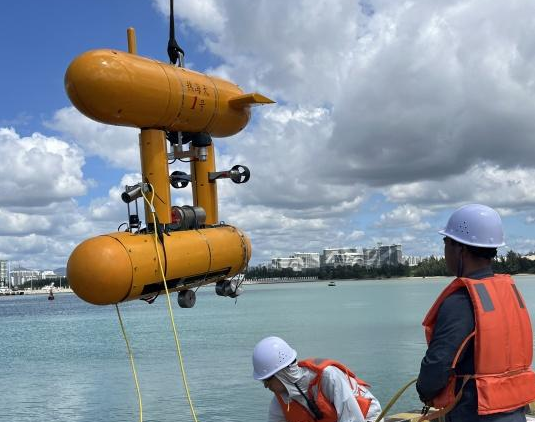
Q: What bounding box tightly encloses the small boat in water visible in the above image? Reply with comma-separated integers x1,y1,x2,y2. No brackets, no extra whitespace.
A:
328,281,336,287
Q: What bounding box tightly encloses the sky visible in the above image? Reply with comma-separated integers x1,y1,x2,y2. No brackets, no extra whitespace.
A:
1,0,535,270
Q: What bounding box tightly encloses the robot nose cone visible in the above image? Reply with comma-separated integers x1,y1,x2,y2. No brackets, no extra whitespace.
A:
67,235,133,305
64,49,140,125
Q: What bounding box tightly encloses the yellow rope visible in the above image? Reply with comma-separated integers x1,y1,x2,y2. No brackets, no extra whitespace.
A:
125,184,424,422
374,377,418,422
115,304,143,422
141,185,200,422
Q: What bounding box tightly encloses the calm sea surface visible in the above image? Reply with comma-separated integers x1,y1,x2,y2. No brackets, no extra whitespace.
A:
1,276,535,422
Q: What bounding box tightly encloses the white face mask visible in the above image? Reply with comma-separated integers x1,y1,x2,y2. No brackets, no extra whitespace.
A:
274,362,309,398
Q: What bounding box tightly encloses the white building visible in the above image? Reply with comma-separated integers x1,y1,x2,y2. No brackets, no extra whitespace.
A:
271,257,302,271
41,270,58,279
292,253,320,269
0,260,9,285
403,256,424,267
321,248,364,267
377,244,402,267
322,244,402,268
362,244,402,268
10,268,42,286
271,252,321,272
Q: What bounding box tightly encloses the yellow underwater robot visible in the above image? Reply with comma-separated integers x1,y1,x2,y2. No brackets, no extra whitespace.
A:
66,28,273,306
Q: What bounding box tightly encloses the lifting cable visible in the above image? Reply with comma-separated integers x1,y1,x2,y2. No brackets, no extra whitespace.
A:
141,185,200,422
116,2,194,420
114,185,199,422
114,188,438,422
167,0,184,66
374,377,417,422
374,375,467,422
115,304,144,422
166,0,183,151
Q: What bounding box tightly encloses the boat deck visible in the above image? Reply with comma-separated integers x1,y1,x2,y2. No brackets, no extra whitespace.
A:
386,404,535,421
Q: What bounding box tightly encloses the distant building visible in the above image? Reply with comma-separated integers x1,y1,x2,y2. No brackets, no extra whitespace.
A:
273,244,403,270
271,257,301,271
10,268,41,286
271,252,320,272
292,253,320,269
377,244,402,267
41,270,58,279
0,260,9,286
321,248,363,267
362,247,379,268
323,244,402,268
403,256,424,267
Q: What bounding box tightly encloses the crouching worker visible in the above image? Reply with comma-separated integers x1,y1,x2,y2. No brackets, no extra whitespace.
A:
253,336,381,422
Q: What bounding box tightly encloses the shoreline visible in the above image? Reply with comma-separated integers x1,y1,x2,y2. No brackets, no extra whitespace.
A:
3,273,533,296
245,273,535,284
243,276,442,284
0,288,74,296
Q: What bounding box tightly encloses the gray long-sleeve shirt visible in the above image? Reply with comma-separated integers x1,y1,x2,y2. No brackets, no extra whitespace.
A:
416,268,526,422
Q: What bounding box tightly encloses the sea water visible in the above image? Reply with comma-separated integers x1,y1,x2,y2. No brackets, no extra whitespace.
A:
1,276,535,422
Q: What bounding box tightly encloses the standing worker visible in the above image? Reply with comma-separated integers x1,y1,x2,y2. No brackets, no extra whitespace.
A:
253,336,382,422
417,204,535,421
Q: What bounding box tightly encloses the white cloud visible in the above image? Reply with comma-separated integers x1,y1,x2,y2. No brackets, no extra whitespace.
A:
216,105,366,216
9,0,535,269
47,107,140,171
152,0,226,35
377,205,433,230
385,164,535,211
148,0,535,258
0,232,80,270
325,0,535,186
0,208,52,236
347,230,365,241
88,173,142,222
0,201,86,268
157,0,535,190
0,127,88,207
0,127,148,268
217,200,368,264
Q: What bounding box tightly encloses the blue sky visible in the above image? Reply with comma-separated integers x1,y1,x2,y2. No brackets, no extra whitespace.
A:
1,0,535,269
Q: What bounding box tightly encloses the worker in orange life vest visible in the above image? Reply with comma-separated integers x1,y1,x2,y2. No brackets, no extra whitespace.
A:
253,336,381,422
417,204,535,422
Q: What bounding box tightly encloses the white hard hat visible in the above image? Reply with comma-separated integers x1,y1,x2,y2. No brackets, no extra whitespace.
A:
252,336,297,380
439,204,505,248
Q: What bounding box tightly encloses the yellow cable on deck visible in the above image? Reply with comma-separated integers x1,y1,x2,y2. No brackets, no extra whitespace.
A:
115,304,144,422
374,377,418,422
141,185,200,422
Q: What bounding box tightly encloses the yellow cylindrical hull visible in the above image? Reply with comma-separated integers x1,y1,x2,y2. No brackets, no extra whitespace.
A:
65,49,258,137
67,226,251,305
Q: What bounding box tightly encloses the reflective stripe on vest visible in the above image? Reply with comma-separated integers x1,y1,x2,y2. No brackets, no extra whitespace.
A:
276,358,372,422
422,274,535,415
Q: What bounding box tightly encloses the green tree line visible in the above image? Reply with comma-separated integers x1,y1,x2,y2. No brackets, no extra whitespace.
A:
246,251,535,280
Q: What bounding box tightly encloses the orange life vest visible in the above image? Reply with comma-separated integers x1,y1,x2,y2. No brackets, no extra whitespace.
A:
275,358,372,422
422,274,535,415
